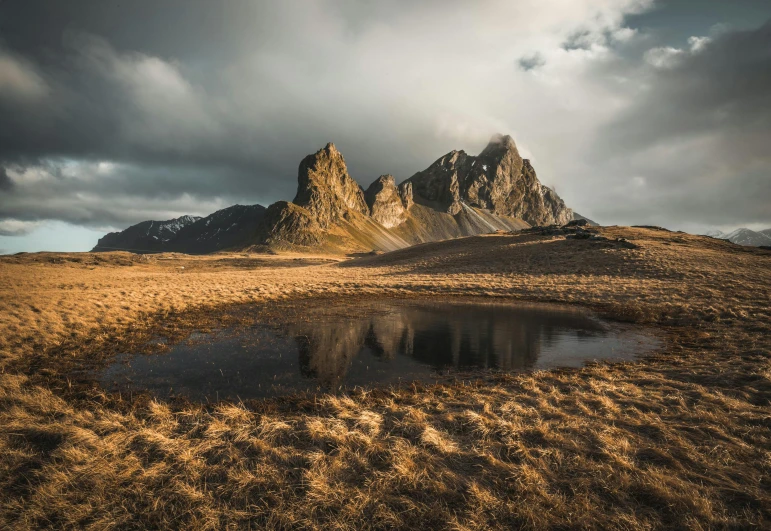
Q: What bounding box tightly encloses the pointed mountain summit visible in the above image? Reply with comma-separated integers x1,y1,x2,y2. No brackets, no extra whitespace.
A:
407,133,571,226
293,142,369,228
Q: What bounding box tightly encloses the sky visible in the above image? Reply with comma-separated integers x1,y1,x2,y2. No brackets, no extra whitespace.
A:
1,0,770,253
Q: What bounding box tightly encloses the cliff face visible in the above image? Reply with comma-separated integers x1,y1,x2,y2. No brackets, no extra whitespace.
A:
406,134,572,226
293,143,369,228
257,201,323,247
364,175,411,229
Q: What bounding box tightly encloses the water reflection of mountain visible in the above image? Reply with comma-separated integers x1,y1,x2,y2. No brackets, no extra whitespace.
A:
292,303,607,387
100,301,650,401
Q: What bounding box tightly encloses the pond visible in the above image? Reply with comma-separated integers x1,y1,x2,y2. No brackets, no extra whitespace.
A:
99,300,661,401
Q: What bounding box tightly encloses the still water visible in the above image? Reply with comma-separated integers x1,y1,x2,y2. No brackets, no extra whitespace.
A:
99,301,660,400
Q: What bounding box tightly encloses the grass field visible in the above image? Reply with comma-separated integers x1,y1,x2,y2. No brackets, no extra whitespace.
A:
1,227,770,529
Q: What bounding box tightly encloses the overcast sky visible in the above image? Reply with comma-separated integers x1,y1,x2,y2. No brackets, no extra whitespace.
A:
1,0,770,253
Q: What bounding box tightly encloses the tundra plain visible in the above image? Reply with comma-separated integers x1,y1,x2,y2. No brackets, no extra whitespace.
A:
1,226,770,530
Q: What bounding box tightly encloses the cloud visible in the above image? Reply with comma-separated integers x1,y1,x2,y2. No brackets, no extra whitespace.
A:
643,33,713,69
0,162,242,229
687,35,712,52
64,34,222,156
518,54,546,71
603,20,771,153
0,219,41,236
0,50,48,100
644,45,685,68
589,20,771,227
0,0,655,225
0,0,768,237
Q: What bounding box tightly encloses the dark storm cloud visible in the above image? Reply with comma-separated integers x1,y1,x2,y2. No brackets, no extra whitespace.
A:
0,0,768,237
0,161,288,228
0,0,476,173
627,0,771,42
607,21,771,147
0,5,479,218
588,20,771,227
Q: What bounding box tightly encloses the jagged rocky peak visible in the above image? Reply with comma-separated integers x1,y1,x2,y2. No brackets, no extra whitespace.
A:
293,142,369,228
406,133,572,226
364,174,413,228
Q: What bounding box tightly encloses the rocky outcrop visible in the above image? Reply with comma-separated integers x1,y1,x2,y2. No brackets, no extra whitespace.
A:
364,175,407,228
572,212,599,226
406,134,572,226
257,201,323,247
293,143,369,228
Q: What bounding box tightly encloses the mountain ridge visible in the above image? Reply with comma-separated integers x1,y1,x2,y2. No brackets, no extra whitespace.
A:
93,214,201,253
94,206,266,254
703,227,771,247
93,135,573,254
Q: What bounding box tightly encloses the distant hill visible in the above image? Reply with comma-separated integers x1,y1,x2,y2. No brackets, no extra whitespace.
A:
93,215,200,253
93,134,575,254
168,204,269,253
703,228,771,247
93,206,266,254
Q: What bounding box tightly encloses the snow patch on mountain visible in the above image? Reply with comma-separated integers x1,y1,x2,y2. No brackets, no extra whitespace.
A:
703,228,771,247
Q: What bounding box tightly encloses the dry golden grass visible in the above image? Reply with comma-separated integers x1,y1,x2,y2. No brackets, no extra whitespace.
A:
1,227,770,529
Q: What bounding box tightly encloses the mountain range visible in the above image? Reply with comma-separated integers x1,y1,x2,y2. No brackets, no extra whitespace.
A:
94,134,576,254
704,228,771,247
